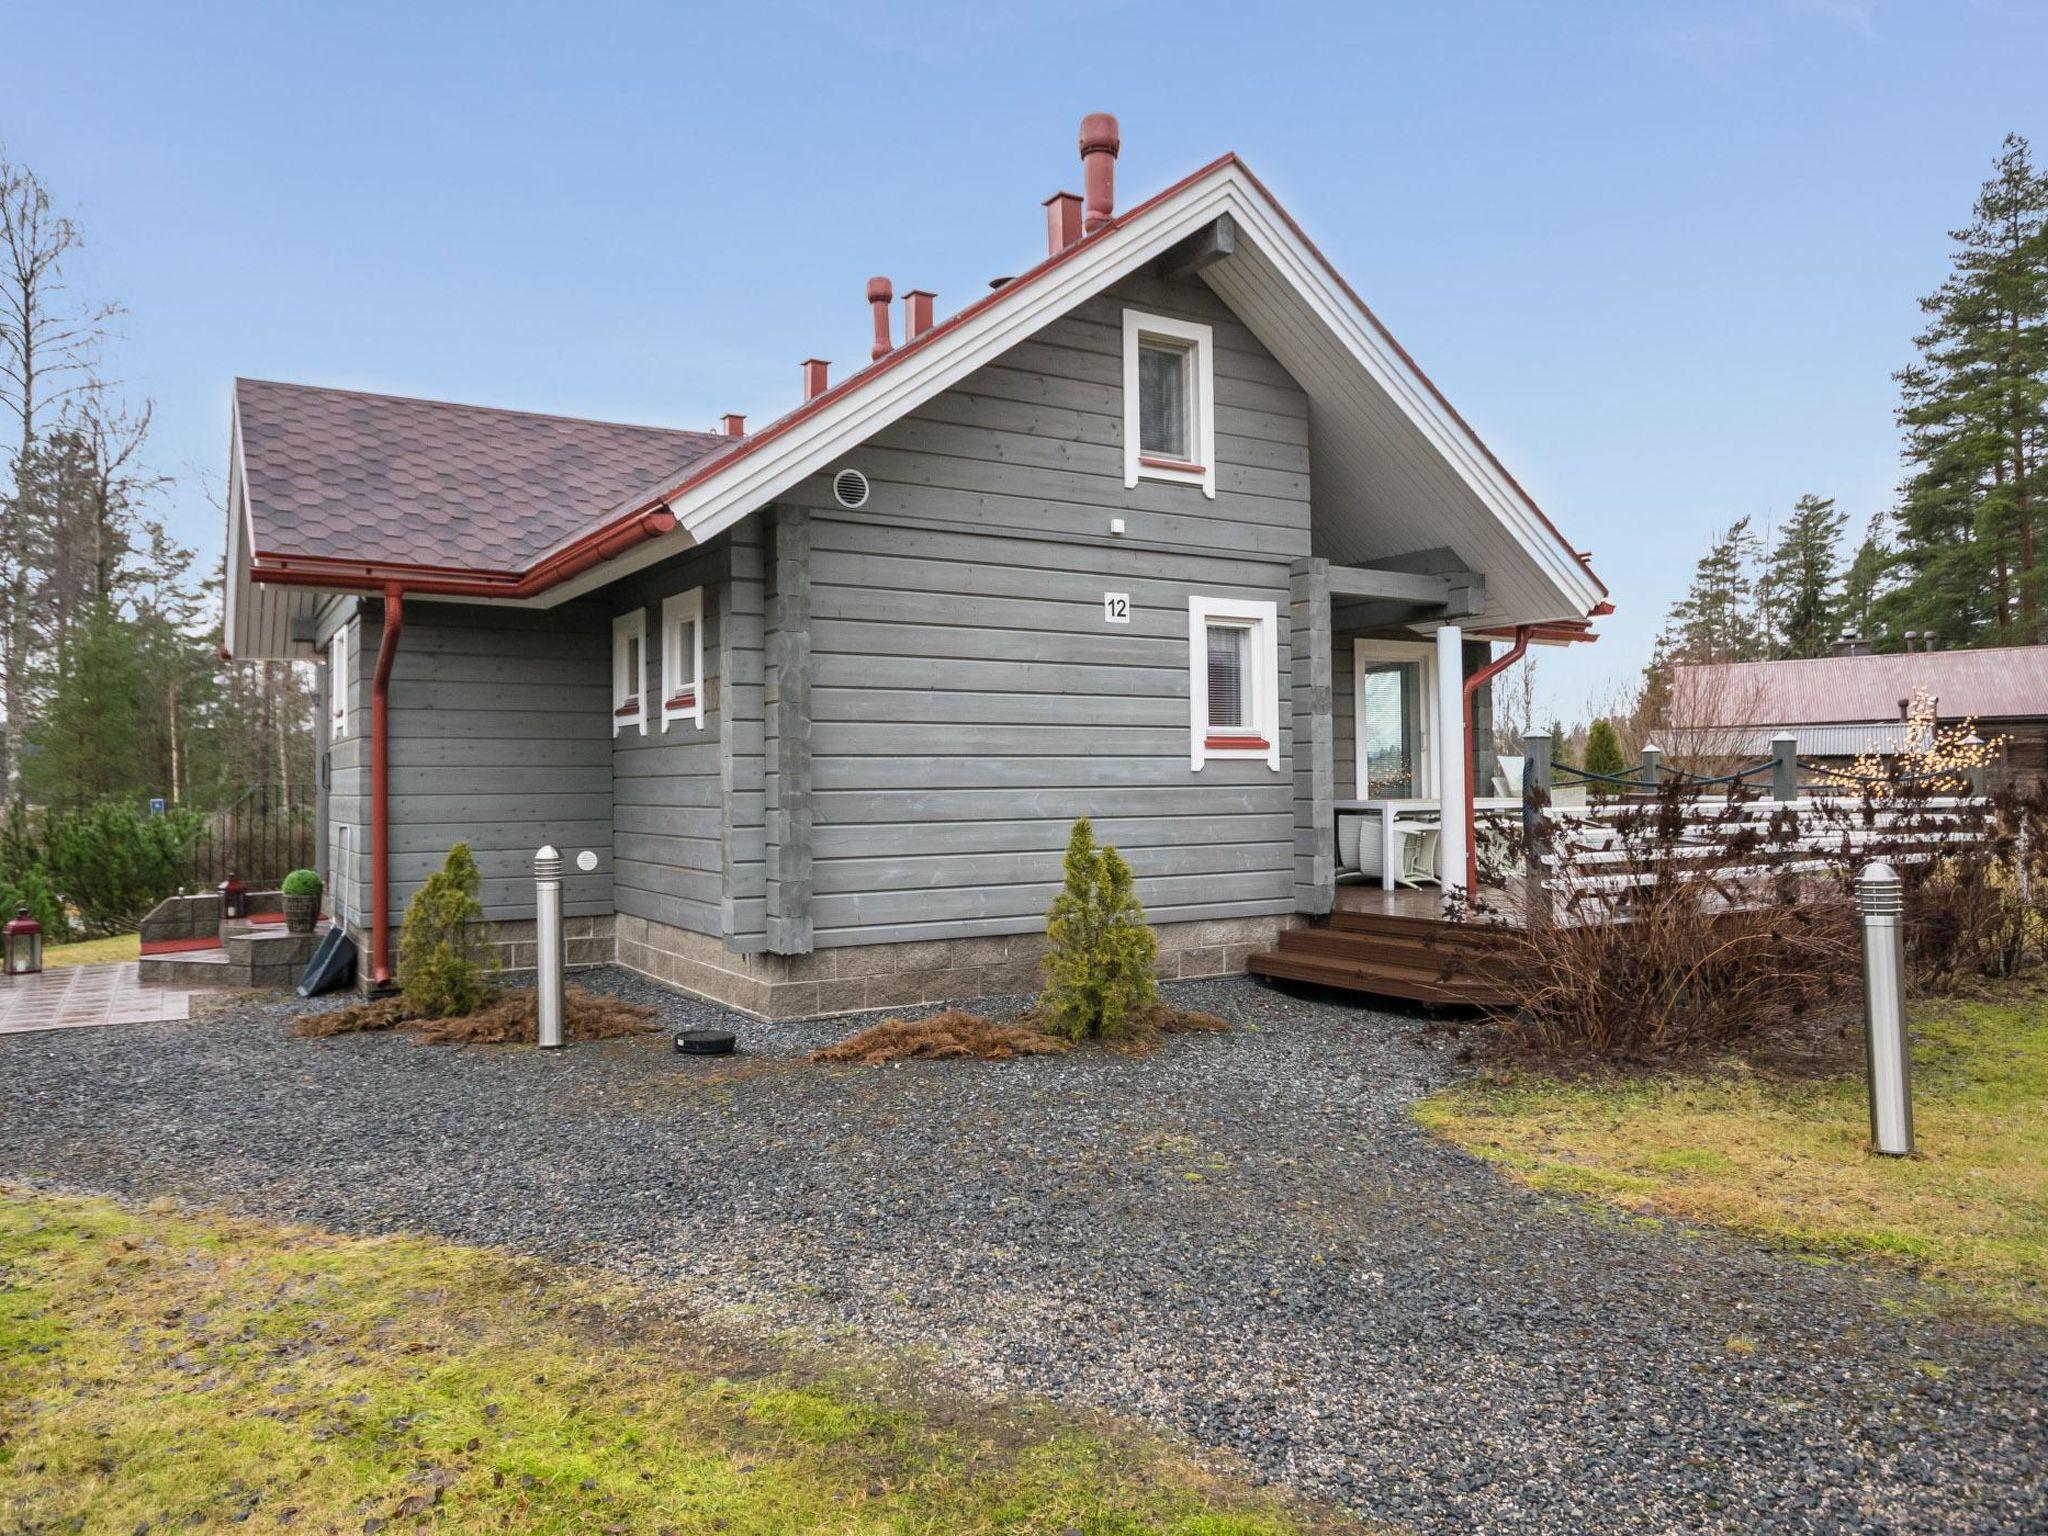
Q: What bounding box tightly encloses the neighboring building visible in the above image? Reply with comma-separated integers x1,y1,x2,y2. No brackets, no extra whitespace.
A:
1669,638,2048,786
222,115,1608,1017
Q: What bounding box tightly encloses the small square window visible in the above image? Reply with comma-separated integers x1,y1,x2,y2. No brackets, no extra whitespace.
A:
1124,309,1215,497
613,609,647,736
1188,595,1279,771
661,587,705,730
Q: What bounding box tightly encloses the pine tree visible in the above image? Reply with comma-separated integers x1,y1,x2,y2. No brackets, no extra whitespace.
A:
398,842,495,1017
1659,518,1766,664
1583,719,1627,779
1839,523,1891,642
1891,134,2048,647
1764,494,1849,658
1037,816,1158,1042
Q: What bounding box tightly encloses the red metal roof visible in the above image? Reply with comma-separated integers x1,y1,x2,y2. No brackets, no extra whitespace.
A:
1674,649,2048,725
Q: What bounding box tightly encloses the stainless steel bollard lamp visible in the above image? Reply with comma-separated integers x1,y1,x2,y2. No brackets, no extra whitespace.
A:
533,844,565,1050
1857,860,1914,1157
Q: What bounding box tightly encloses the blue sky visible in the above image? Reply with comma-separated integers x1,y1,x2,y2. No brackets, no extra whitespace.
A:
6,0,2044,719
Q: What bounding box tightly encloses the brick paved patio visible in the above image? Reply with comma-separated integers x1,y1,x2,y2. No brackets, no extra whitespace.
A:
0,962,224,1035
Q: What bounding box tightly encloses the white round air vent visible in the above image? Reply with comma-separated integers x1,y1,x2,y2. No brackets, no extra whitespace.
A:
832,467,871,509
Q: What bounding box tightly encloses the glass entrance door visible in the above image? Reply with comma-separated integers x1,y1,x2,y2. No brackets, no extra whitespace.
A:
1354,642,1435,799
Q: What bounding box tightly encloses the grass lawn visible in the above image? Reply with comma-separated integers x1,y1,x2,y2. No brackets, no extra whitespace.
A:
0,1189,1341,1535
1415,987,2048,1325
44,932,140,968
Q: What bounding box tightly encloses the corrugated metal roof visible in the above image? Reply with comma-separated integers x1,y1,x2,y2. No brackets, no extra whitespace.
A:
1672,650,2048,725
1665,723,1914,757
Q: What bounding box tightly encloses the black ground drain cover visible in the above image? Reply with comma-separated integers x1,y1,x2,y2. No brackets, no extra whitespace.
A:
673,1029,737,1056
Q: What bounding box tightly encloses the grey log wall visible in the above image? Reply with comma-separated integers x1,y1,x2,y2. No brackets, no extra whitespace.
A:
770,269,1312,948
320,599,614,927
604,543,727,941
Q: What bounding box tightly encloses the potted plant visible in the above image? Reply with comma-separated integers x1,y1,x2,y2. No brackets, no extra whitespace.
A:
281,869,324,935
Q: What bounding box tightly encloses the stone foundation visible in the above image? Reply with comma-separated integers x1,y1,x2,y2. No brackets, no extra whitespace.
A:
345,913,616,993
614,912,1300,1021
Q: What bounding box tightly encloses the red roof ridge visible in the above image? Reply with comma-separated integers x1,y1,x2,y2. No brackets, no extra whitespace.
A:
234,376,730,443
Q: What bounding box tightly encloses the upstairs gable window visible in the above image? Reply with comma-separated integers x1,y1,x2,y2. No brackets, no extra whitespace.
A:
1123,309,1216,498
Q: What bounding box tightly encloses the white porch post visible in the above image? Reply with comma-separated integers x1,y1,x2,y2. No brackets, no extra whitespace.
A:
1434,623,1468,900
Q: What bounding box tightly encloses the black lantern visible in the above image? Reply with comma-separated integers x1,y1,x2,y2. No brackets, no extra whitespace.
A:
4,908,43,976
219,872,247,923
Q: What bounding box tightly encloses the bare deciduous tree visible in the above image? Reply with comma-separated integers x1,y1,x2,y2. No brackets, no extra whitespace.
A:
0,149,118,796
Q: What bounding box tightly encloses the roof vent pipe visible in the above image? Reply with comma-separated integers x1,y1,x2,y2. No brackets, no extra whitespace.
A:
867,276,894,360
903,289,936,341
802,358,830,402
1080,113,1120,234
1044,190,1083,253
721,413,745,438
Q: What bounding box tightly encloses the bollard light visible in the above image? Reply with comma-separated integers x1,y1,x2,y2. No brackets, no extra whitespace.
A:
533,844,565,1050
1857,861,1914,1156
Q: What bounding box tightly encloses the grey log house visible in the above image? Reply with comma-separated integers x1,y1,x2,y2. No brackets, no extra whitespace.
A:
222,116,1609,1017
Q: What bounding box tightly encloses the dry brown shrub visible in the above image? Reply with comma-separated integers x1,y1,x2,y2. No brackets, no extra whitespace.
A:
290,996,412,1038
291,986,657,1045
810,1009,1068,1065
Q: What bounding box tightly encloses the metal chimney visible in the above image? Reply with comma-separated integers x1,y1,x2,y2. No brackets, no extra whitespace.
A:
1079,113,1120,235
867,276,894,361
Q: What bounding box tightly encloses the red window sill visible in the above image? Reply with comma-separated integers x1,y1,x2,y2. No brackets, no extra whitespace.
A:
1140,456,1207,474
614,702,642,718
1205,734,1270,751
663,692,697,711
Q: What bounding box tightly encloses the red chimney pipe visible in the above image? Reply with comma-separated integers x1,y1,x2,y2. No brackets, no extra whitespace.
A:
1044,190,1083,253
902,289,936,341
802,358,830,401
721,413,745,438
867,276,894,360
1080,113,1119,234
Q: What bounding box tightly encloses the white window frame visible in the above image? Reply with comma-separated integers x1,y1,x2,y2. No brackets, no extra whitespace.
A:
327,619,353,741
1188,595,1279,771
1123,309,1216,499
660,587,705,731
1352,637,1438,799
612,609,647,736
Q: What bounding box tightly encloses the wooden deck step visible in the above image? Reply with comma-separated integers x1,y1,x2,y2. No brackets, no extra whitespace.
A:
1247,907,1516,1008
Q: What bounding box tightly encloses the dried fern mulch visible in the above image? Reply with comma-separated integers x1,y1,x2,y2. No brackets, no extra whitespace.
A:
291,986,658,1045
810,1003,1232,1066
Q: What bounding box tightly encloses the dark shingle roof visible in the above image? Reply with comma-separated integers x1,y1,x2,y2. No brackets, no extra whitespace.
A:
235,379,735,571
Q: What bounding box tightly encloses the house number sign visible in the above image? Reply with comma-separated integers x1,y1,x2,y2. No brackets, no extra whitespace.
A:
1103,592,1131,624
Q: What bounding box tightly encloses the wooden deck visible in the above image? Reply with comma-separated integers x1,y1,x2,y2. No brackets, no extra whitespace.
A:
1247,882,1516,1007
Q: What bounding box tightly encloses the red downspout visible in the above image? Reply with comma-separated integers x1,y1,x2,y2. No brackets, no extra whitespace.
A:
370,583,404,986
1462,625,1532,896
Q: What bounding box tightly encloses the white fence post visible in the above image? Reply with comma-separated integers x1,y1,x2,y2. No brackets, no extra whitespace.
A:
534,844,565,1050
1857,860,1914,1157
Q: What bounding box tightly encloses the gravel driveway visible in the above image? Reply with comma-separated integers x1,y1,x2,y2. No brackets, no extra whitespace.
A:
2,970,2041,1534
